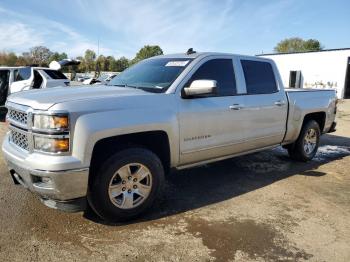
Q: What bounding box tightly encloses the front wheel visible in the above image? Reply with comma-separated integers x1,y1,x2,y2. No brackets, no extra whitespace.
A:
287,120,321,162
88,147,164,222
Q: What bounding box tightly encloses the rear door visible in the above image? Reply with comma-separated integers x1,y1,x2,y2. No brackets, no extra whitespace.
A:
178,57,246,165
237,57,288,150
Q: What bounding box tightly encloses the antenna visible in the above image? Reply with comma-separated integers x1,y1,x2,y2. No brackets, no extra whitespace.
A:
97,37,100,57
186,48,196,55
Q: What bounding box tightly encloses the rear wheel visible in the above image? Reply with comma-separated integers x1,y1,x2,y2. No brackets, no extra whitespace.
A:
88,147,164,222
287,120,320,162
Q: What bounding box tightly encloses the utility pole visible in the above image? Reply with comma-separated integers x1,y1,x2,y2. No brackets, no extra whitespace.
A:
96,37,100,77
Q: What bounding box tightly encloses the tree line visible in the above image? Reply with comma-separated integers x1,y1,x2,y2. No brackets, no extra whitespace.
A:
0,45,163,73
0,37,323,72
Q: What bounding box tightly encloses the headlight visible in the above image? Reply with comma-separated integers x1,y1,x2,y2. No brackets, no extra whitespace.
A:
33,114,69,131
34,136,69,153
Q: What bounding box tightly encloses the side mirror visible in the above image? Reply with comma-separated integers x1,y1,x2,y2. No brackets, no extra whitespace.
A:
183,80,217,97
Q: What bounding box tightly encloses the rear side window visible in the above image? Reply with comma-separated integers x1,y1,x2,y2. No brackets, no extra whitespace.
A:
188,59,236,96
241,60,277,94
14,67,31,81
43,70,68,79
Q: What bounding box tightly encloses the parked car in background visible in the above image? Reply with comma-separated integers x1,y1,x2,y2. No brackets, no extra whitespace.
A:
0,59,80,108
76,75,91,82
0,66,69,108
0,67,16,107
82,73,119,85
2,51,337,222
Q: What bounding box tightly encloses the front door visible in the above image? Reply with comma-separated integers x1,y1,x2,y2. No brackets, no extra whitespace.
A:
178,58,246,165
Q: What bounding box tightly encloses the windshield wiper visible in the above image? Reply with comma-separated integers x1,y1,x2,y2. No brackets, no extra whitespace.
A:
111,83,139,89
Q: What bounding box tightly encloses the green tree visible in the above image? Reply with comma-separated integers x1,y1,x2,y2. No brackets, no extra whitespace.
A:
49,52,68,63
84,49,96,72
274,37,323,53
105,56,115,71
29,46,53,66
96,55,109,73
76,56,87,73
132,45,163,64
115,56,129,72
303,39,323,51
0,52,18,66
17,52,33,65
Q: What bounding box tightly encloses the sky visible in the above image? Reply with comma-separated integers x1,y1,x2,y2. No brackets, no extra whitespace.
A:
0,0,349,59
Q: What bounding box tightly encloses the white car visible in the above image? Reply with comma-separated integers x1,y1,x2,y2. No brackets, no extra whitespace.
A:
9,66,70,93
0,59,80,107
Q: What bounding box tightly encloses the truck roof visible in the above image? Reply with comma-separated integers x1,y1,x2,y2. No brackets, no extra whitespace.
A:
151,52,266,61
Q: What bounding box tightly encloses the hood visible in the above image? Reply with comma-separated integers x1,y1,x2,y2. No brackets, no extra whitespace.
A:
7,85,150,110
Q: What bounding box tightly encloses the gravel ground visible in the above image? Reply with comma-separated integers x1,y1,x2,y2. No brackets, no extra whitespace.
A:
0,100,349,262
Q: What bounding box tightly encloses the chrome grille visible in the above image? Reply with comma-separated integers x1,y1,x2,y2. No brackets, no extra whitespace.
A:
8,109,28,126
9,129,29,151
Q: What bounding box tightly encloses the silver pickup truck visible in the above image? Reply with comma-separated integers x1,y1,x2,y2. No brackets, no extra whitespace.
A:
2,51,337,222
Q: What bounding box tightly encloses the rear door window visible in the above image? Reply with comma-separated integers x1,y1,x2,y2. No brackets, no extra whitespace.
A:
43,70,68,79
14,67,31,81
188,59,237,96
241,60,278,94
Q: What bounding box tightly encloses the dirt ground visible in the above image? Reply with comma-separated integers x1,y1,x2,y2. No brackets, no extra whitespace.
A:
0,101,349,262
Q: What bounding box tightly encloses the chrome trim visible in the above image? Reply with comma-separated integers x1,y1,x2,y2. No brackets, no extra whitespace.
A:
7,158,89,200
6,102,32,129
32,132,70,139
8,125,31,153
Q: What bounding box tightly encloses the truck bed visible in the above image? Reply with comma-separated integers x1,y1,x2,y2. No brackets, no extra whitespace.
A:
283,88,337,144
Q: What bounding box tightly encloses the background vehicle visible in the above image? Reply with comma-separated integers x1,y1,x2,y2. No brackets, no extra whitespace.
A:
9,66,70,93
0,66,69,107
0,59,80,107
2,51,337,222
76,75,91,82
82,73,119,85
0,67,16,107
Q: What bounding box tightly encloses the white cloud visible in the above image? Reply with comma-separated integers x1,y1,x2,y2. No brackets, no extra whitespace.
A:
0,22,43,51
0,0,296,58
0,5,113,57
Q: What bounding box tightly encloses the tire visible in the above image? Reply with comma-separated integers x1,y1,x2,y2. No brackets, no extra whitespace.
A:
88,147,164,222
287,120,321,162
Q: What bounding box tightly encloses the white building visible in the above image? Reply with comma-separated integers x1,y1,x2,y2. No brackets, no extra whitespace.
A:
259,48,350,99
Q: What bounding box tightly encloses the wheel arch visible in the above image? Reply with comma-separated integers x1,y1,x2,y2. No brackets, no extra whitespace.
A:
88,131,171,187
302,111,326,132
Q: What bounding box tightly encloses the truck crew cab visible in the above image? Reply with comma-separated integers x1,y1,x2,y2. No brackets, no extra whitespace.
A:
2,51,337,222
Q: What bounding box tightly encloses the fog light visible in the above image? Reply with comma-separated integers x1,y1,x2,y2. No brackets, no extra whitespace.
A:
41,177,52,183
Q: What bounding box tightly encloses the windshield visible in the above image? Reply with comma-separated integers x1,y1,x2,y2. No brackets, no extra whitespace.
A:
108,58,193,92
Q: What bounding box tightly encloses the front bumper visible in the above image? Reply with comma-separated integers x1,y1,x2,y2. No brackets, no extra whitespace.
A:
2,133,89,203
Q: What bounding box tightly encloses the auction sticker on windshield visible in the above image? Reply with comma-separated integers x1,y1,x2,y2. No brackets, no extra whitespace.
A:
165,60,190,67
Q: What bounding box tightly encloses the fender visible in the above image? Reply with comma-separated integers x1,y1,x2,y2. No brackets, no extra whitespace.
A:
71,107,179,167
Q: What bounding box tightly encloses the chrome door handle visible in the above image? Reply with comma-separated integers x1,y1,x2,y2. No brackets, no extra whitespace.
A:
229,104,243,110
274,100,286,106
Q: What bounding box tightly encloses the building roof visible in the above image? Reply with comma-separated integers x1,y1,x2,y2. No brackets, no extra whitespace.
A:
257,47,350,56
